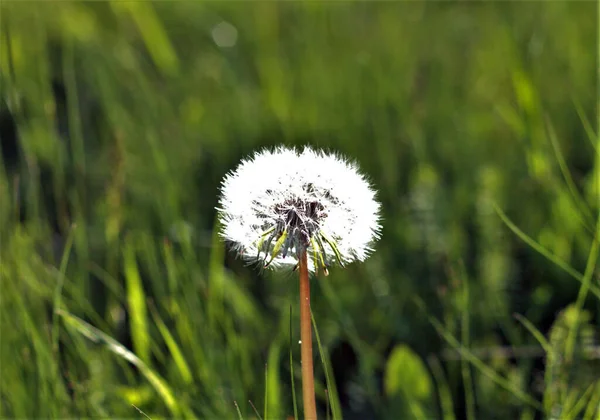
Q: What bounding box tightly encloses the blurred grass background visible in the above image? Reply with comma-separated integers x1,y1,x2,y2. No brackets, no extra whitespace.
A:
1,1,599,419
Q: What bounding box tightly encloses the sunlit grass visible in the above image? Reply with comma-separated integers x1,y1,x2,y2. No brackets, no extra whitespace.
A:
1,1,598,419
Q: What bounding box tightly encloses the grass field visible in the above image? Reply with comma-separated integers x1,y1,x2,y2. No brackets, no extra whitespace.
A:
1,2,599,419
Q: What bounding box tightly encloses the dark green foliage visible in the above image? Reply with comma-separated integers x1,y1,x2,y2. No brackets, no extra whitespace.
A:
1,2,598,419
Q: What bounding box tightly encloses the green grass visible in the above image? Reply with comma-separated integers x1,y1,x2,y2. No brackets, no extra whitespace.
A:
1,1,599,419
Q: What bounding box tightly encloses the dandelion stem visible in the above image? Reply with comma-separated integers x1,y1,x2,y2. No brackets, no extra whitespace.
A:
299,250,317,420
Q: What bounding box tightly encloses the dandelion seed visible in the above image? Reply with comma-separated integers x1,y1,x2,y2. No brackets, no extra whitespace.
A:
216,146,382,274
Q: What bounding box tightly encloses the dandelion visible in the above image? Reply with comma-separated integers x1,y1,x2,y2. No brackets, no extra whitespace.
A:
217,146,381,274
216,145,382,420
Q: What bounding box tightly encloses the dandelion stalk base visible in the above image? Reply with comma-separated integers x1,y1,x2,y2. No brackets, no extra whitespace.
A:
299,250,317,420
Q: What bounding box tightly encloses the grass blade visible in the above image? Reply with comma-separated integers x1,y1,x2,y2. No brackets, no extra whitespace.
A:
265,341,282,419
415,298,543,411
493,203,600,299
148,301,193,384
234,401,244,420
58,309,190,417
460,273,475,420
565,212,600,362
123,234,150,364
513,313,552,353
264,362,268,420
514,312,556,414
427,355,456,420
545,116,594,228
563,382,598,420
310,308,342,420
572,96,598,152
247,400,261,420
582,382,600,420
51,224,76,353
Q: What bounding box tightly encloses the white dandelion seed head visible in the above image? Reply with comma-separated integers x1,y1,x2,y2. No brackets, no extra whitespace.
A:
216,146,382,273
